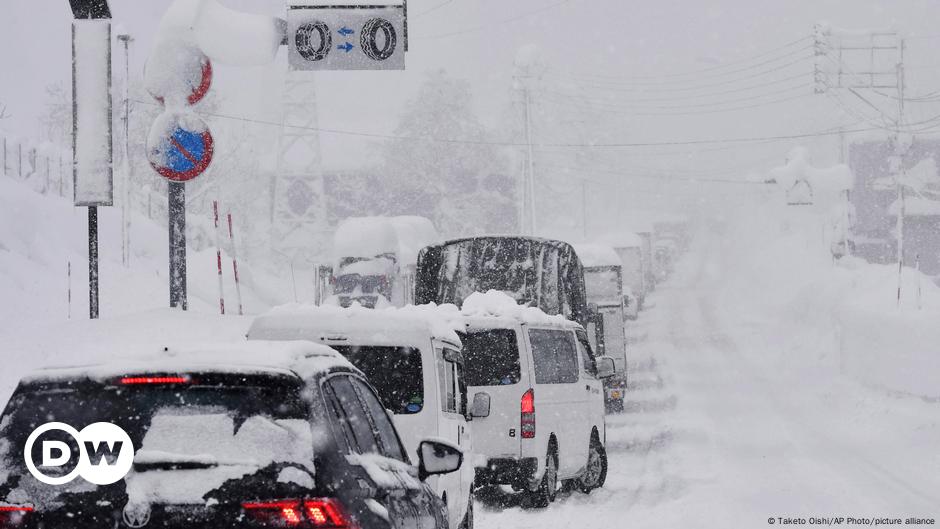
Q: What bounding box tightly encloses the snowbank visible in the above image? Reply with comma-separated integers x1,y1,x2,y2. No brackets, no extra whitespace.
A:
714,190,940,400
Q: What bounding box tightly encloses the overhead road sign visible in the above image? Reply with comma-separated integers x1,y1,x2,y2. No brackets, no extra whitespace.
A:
287,4,406,70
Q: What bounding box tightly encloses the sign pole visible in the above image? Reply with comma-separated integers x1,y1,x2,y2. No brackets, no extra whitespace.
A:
88,207,98,318
168,181,187,309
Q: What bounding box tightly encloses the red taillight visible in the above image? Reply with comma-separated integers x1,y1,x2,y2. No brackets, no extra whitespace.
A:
0,505,34,527
243,499,352,528
120,376,191,385
521,388,535,439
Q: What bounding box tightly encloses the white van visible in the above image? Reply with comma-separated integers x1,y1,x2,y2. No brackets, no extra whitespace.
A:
460,309,615,508
247,305,481,529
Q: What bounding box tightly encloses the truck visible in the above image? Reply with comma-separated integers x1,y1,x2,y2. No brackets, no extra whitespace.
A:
574,243,629,413
598,231,647,315
414,236,605,348
327,216,438,308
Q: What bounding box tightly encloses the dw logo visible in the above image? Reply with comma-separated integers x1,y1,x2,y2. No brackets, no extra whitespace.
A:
23,422,135,485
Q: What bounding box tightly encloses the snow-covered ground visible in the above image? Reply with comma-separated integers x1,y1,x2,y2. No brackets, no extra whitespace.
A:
476,193,940,526
2,174,939,524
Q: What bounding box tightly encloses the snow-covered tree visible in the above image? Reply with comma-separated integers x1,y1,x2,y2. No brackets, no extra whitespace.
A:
381,70,515,237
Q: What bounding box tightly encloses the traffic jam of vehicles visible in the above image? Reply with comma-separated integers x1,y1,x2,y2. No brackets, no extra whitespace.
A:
0,216,687,529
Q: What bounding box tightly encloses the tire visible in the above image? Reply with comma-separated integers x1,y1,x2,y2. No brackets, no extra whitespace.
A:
522,449,558,509
458,492,474,529
577,436,608,493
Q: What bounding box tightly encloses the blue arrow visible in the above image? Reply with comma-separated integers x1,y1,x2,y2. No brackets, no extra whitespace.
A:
338,26,354,36
338,42,354,53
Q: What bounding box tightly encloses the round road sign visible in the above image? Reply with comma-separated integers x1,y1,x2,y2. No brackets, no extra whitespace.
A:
147,112,214,182
144,42,213,106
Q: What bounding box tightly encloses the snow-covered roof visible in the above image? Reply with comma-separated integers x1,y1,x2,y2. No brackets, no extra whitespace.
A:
573,243,622,267
251,291,575,345
332,216,438,266
249,302,464,346
22,341,354,385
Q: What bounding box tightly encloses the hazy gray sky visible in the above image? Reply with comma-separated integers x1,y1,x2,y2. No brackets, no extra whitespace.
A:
3,0,940,184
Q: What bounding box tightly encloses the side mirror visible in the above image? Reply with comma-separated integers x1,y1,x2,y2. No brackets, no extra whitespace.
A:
596,356,616,379
417,440,463,481
470,392,491,419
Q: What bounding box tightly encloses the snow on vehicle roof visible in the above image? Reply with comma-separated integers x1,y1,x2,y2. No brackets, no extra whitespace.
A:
249,302,465,346
573,243,622,267
332,216,438,267
597,231,643,248
460,290,571,327
333,217,400,262
21,341,355,385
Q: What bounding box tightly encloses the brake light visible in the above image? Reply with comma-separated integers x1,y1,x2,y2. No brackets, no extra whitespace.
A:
521,388,535,439
0,505,34,527
120,376,190,385
242,499,352,528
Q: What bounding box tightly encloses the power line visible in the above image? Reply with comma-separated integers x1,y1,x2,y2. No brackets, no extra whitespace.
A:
542,70,812,102
131,98,880,149
544,35,813,83
537,82,812,112
548,48,813,93
412,0,573,40
410,0,457,18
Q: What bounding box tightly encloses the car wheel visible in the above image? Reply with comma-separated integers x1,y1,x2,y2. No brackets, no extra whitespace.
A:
522,449,557,509
578,436,608,493
458,492,473,529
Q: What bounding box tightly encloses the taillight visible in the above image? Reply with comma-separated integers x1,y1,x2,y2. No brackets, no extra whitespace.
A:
0,505,34,527
521,388,535,439
119,375,191,385
242,499,352,528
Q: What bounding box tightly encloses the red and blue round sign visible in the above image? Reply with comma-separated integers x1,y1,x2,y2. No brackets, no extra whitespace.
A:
147,113,214,182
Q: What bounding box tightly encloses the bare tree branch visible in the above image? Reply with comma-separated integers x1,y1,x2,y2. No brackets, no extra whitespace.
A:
0,103,10,120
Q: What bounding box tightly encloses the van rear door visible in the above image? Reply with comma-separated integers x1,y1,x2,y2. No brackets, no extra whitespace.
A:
462,326,528,460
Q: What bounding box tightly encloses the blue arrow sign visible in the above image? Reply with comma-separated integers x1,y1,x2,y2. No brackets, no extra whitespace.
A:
338,42,354,53
338,26,354,36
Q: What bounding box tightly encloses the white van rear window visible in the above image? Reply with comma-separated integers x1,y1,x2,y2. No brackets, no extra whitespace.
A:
462,329,521,386
528,329,579,384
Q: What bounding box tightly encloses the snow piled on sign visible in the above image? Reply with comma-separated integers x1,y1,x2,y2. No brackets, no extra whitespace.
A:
72,19,112,206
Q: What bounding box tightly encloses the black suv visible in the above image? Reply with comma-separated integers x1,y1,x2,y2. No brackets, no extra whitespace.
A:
0,345,463,529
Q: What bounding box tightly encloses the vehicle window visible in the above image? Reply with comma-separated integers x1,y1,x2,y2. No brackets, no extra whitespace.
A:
528,329,579,384
437,349,459,414
349,377,407,462
324,376,379,455
0,376,311,501
576,328,598,376
584,268,621,301
462,329,521,386
331,346,424,414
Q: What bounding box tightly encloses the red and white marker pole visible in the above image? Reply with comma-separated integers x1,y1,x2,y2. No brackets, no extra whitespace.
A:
212,200,225,315
227,212,244,316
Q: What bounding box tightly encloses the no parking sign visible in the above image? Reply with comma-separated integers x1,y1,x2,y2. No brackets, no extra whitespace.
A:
146,113,214,182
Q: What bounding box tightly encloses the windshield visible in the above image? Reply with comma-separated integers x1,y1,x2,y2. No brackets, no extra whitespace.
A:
333,274,392,299
461,329,521,386
0,376,312,506
330,346,424,414
584,268,621,302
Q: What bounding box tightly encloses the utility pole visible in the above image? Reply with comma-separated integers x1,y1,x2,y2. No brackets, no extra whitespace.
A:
117,32,133,268
521,78,537,235
895,44,906,308
581,179,588,240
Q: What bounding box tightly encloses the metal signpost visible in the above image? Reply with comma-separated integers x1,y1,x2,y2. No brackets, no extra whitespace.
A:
69,0,113,319
145,47,214,310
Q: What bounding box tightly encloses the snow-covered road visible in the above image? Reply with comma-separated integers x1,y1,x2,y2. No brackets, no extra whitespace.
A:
477,230,940,528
